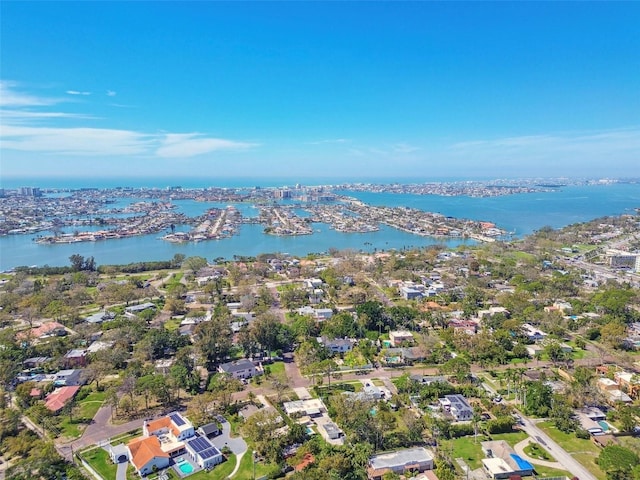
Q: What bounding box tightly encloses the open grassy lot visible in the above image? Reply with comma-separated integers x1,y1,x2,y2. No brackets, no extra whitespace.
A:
81,447,117,480
450,436,486,469
537,421,605,480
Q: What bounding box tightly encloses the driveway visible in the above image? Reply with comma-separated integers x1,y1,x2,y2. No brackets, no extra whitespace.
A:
513,438,563,470
209,417,247,456
116,460,127,480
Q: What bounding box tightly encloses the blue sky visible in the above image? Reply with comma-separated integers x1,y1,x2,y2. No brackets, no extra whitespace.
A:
1,2,639,180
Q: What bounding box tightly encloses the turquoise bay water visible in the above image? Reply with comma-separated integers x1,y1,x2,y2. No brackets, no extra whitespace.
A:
1,182,638,270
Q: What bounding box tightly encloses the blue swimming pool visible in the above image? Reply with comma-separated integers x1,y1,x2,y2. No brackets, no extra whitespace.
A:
598,420,610,431
510,453,533,471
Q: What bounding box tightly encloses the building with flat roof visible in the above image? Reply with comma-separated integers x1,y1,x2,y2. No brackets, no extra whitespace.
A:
367,447,434,480
283,399,326,417
389,330,414,346
481,440,534,479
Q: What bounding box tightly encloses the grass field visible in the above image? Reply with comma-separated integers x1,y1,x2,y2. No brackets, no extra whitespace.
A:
81,447,117,479
537,421,606,480
183,454,236,480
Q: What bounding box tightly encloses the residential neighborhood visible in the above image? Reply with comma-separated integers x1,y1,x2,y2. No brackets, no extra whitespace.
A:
1,212,640,480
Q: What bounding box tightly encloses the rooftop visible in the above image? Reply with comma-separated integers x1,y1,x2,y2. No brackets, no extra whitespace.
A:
369,447,433,470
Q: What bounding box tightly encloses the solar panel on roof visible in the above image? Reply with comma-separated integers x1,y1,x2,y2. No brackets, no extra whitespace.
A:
189,436,213,453
170,413,185,427
200,447,220,460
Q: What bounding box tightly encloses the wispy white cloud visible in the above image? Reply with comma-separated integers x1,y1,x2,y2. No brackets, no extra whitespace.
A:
1,109,97,121
106,90,117,97
0,80,60,107
2,124,154,156
0,81,258,159
156,133,258,158
392,143,421,153
307,138,350,145
449,128,640,156
108,103,135,108
445,127,640,176
66,90,91,96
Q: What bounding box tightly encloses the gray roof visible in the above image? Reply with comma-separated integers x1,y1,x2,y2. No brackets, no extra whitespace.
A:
219,358,255,373
125,302,156,313
322,422,341,435
370,447,433,470
199,422,220,436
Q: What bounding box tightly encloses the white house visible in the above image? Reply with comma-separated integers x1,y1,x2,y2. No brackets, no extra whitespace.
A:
127,436,170,476
185,435,224,469
318,337,354,354
218,359,262,380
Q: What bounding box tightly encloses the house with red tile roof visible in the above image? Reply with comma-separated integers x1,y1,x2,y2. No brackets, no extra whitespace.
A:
17,321,67,341
127,436,170,476
44,385,80,412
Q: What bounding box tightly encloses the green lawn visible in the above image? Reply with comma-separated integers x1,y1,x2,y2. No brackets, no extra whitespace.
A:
234,451,279,480
110,428,142,444
533,465,574,478
490,431,528,446
57,388,106,439
164,318,182,332
81,447,117,480
537,421,605,480
524,442,552,461
266,361,286,378
450,436,486,469
184,454,236,480
450,431,529,470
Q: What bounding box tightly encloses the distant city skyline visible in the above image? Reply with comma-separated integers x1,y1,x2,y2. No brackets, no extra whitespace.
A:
1,2,639,179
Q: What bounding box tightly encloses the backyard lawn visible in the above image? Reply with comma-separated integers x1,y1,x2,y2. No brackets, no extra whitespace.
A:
81,447,117,480
450,431,531,470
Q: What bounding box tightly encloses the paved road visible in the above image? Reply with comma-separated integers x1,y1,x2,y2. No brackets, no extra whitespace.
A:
516,410,597,480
